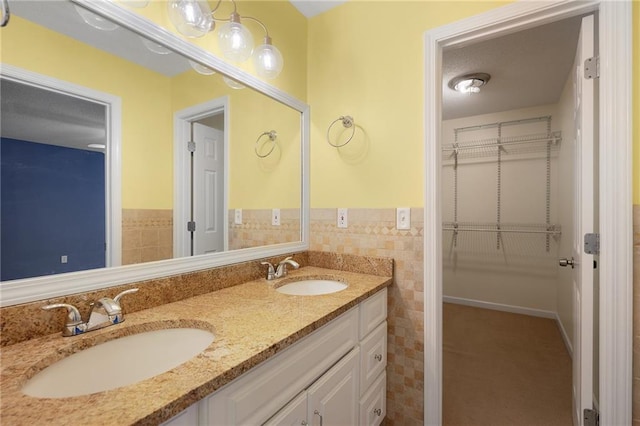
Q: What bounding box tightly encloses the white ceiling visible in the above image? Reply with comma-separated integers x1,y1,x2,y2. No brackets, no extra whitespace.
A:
289,0,347,18
442,16,583,120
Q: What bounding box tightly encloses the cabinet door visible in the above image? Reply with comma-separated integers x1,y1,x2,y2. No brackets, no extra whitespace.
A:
159,403,198,426
307,348,360,426
263,391,308,426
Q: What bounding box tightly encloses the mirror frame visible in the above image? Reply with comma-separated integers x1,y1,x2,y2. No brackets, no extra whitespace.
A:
0,0,310,307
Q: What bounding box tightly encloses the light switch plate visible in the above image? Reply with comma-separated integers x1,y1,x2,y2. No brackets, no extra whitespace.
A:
272,208,281,226
234,209,242,225
337,208,348,228
396,207,411,230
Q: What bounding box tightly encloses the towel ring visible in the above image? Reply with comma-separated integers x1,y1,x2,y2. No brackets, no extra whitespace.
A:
255,130,277,158
1,0,10,27
326,115,355,148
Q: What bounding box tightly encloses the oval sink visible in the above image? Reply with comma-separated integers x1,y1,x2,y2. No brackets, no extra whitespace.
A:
22,328,214,398
276,279,347,296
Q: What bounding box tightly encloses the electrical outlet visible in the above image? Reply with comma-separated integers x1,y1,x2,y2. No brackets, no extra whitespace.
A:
397,207,411,230
272,208,281,226
337,208,348,228
61,255,68,264
234,209,242,225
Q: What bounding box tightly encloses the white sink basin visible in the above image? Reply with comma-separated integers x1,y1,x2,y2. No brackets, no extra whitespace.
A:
22,328,214,398
276,279,347,296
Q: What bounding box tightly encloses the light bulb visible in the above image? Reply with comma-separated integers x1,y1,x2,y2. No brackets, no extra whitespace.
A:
217,13,254,62
253,38,283,79
167,0,213,38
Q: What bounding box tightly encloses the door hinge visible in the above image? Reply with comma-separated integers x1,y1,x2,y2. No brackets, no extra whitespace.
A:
584,408,599,426
584,56,599,79
187,221,196,232
584,233,600,255
187,141,196,152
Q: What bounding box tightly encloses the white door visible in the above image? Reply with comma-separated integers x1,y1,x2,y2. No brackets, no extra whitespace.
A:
307,348,360,426
193,122,224,255
570,14,596,426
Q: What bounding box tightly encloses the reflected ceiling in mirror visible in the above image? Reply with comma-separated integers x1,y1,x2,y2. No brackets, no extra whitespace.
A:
0,0,305,292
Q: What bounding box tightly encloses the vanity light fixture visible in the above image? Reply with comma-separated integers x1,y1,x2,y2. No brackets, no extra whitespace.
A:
449,72,491,94
223,76,245,90
141,38,172,55
167,0,284,79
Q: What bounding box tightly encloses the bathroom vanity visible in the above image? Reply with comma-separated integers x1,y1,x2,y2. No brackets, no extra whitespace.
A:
0,265,391,425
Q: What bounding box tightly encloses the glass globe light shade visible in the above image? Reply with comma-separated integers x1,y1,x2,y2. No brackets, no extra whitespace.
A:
167,0,213,38
141,38,172,55
189,60,216,75
223,76,245,90
253,38,283,79
217,15,254,62
74,5,119,31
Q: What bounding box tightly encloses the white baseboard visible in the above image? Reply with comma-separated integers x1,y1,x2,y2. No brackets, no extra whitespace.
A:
443,296,556,319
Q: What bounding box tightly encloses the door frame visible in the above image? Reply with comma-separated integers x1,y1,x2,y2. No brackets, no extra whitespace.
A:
173,97,230,258
423,1,633,425
1,64,122,268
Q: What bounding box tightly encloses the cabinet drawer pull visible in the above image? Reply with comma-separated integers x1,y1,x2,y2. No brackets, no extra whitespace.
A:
374,353,383,362
314,410,323,426
374,408,382,416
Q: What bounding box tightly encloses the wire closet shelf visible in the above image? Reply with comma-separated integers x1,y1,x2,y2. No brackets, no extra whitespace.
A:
442,115,562,252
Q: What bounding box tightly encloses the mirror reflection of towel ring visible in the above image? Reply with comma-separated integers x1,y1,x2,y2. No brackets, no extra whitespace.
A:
327,115,355,148
255,130,277,158
1,0,10,27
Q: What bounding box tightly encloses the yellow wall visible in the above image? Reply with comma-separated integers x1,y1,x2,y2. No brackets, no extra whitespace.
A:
171,70,301,209
1,16,174,210
308,0,639,208
307,1,510,208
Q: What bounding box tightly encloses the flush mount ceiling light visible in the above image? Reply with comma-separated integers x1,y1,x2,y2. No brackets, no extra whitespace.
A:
167,0,284,79
449,73,491,94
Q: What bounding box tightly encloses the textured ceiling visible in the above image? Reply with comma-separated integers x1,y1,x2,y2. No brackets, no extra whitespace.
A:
0,79,107,151
442,16,584,120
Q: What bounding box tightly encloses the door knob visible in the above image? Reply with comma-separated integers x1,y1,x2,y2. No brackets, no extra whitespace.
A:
559,257,575,268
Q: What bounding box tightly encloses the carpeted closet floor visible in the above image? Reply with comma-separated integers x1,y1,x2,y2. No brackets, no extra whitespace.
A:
443,303,573,426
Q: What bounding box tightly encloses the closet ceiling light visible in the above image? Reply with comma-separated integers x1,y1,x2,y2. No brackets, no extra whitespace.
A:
167,0,284,79
449,73,491,94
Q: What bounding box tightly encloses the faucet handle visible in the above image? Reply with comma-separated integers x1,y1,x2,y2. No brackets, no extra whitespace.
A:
42,303,83,325
113,288,139,305
278,256,293,265
261,261,276,280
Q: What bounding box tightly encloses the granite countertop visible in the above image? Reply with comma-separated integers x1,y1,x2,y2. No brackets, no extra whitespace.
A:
0,266,391,425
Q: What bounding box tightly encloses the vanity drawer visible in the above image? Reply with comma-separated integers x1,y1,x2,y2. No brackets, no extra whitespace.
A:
359,288,387,339
359,320,387,393
359,370,386,426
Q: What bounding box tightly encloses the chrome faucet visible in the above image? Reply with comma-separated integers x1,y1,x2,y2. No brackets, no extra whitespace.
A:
42,288,138,337
261,256,300,280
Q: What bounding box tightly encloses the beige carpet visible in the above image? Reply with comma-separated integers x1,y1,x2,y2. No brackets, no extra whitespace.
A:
443,303,573,426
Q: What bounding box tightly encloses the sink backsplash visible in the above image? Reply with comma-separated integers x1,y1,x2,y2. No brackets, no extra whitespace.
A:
0,251,393,347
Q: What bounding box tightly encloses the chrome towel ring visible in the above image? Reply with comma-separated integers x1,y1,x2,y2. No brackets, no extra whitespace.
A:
1,0,10,27
326,115,355,148
255,130,277,158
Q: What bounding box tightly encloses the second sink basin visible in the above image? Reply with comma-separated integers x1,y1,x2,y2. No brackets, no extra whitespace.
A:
22,327,214,398
276,279,348,296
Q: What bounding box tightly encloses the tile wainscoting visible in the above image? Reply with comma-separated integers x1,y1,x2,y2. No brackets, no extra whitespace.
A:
122,209,173,265
228,208,300,250
310,208,424,425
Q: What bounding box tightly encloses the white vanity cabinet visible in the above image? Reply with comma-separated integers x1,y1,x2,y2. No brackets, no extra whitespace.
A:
161,288,387,426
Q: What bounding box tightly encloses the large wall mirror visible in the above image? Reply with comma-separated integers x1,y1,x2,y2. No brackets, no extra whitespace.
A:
0,0,309,306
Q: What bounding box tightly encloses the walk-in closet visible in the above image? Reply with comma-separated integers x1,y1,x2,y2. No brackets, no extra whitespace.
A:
440,14,595,424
